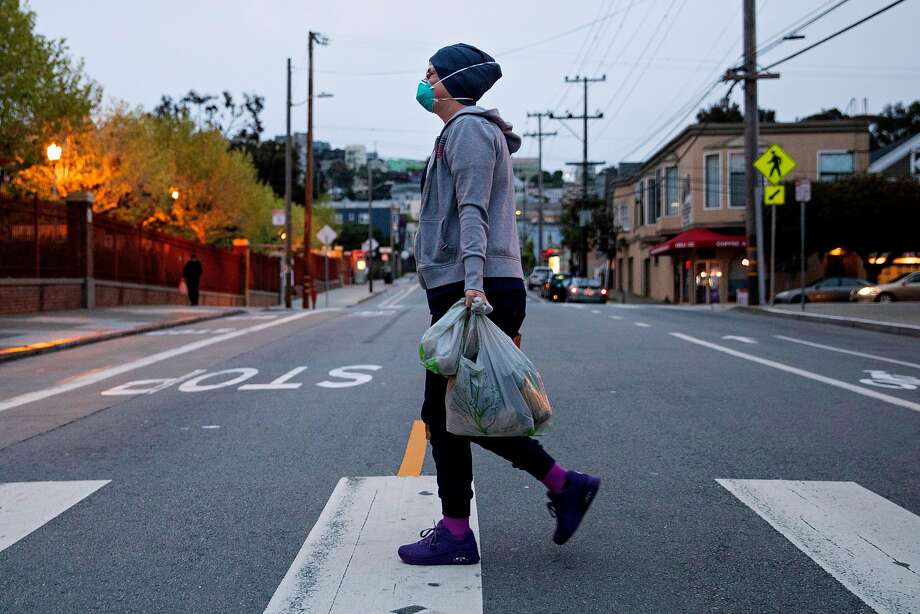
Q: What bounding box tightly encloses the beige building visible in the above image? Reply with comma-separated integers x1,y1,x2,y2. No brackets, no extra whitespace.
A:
610,120,870,303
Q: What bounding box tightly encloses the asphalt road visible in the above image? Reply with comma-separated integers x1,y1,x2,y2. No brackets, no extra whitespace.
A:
1,282,918,613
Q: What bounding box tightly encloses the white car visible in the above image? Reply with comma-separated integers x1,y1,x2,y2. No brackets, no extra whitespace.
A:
527,266,553,291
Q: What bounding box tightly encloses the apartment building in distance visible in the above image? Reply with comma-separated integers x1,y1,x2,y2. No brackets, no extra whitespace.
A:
610,119,870,304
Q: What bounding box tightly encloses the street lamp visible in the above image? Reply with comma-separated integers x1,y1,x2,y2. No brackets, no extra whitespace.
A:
47,142,62,195
170,189,180,200
46,143,62,162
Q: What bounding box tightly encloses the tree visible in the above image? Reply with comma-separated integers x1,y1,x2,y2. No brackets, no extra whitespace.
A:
802,107,849,121
870,100,920,148
154,89,265,147
771,174,920,282
0,0,100,173
696,102,776,123
521,237,536,273
337,221,385,250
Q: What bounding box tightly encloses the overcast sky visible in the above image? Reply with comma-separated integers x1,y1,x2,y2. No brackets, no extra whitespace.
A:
29,0,920,172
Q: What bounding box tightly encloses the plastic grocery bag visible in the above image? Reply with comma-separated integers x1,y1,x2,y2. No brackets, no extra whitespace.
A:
445,299,553,437
419,299,468,376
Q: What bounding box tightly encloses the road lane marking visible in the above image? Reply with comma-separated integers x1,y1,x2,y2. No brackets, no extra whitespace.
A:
101,369,206,396
609,315,624,320
670,333,920,413
264,476,481,614
774,335,920,370
316,365,382,389
635,322,651,328
0,480,110,553
177,368,259,392
398,420,428,477
591,309,601,314
717,479,920,614
722,335,757,344
0,309,339,413
239,367,308,390
380,283,419,309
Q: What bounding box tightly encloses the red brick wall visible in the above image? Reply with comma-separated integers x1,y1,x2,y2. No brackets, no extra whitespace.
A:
0,283,82,314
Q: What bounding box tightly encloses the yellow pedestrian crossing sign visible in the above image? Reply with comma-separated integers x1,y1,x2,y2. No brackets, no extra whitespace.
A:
764,184,785,206
754,144,797,184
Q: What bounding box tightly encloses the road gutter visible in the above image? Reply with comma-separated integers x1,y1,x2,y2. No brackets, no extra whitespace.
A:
733,306,920,338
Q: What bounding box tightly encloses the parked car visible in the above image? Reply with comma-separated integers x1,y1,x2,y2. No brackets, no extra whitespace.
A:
527,266,553,291
545,273,572,302
774,277,871,303
851,271,920,302
566,277,608,303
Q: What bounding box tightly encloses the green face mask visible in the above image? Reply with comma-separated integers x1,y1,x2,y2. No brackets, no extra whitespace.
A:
415,61,498,113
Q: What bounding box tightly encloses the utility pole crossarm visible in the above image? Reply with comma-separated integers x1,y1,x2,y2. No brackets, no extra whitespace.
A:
524,111,558,258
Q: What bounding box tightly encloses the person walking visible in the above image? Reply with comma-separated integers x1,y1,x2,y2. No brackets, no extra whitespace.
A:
181,254,203,306
399,43,601,566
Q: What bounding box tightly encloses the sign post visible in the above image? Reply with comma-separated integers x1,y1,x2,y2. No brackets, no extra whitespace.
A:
795,179,811,312
755,144,797,306
316,225,338,308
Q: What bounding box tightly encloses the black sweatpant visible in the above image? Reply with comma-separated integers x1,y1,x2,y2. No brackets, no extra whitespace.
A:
422,280,556,518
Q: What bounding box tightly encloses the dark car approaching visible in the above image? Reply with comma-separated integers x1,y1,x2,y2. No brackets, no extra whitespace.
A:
565,277,608,303
545,273,572,302
774,277,871,303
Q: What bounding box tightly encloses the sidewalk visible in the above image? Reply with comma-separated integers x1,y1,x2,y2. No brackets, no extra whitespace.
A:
282,280,397,311
0,305,245,362
735,302,920,337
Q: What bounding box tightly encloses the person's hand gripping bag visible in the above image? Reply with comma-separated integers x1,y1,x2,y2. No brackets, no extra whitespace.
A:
418,299,468,376
446,299,553,437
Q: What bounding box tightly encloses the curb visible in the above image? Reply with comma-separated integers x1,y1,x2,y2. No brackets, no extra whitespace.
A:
0,308,247,364
733,306,920,338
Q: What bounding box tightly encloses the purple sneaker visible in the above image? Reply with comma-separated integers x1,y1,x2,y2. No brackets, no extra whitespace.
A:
398,521,481,566
546,470,601,545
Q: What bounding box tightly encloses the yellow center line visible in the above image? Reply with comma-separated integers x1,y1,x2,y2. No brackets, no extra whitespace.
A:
397,420,428,477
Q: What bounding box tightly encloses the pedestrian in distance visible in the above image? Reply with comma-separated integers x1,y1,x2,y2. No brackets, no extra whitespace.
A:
399,42,601,566
181,253,203,306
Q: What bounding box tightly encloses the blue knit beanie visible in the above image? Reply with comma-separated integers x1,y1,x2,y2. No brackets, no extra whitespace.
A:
430,43,502,106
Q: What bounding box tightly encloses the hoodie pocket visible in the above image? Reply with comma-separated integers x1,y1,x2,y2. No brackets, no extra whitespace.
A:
417,218,457,268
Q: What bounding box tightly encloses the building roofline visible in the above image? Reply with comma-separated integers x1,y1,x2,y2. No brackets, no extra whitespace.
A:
610,119,871,184
868,132,920,173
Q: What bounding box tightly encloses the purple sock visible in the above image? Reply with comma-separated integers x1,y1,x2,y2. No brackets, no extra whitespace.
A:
542,463,568,494
441,516,470,538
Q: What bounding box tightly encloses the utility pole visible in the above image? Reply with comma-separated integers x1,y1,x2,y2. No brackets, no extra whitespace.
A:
367,160,374,293
284,57,293,308
524,112,557,260
723,2,778,305
303,30,328,309
550,75,605,277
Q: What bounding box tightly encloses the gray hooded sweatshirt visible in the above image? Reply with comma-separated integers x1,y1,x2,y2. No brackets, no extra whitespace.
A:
414,106,524,292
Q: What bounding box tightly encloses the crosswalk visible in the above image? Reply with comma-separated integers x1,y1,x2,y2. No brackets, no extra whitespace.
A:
3,476,917,613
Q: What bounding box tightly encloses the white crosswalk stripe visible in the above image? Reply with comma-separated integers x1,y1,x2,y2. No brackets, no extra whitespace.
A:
264,476,482,614
718,479,920,614
0,480,110,553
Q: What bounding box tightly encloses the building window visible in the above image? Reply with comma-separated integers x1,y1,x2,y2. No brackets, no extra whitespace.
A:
618,202,631,231
357,212,370,224
704,153,721,209
665,166,679,216
818,151,854,182
655,168,662,220
334,213,343,225
646,177,657,224
729,153,746,208
634,181,644,226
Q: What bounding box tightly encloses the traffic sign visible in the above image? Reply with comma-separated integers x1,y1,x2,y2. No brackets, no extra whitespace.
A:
764,185,785,206
795,178,812,203
272,209,285,226
754,144,797,184
316,225,337,246
361,238,379,252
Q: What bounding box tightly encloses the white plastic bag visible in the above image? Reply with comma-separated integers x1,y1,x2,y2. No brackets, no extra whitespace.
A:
419,299,468,376
445,299,553,437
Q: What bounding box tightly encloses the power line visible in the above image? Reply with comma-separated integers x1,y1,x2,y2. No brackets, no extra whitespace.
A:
763,0,908,71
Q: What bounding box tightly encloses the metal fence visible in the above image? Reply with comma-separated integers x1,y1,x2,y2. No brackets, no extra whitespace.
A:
1,197,280,295
0,197,83,278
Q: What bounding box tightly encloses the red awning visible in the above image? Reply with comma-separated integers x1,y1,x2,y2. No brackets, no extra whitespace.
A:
649,228,746,256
